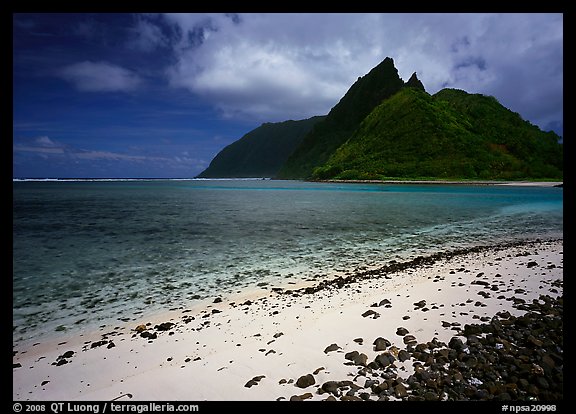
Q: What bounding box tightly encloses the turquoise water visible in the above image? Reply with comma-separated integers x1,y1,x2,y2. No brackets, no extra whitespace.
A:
12,179,563,344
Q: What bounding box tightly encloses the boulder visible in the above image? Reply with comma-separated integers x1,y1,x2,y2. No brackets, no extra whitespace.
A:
296,374,315,388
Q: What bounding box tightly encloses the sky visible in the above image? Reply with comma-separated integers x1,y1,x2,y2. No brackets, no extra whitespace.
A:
12,13,563,178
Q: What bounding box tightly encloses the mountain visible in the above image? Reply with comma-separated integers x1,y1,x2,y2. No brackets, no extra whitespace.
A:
312,87,563,180
196,116,324,178
199,57,562,182
276,57,408,179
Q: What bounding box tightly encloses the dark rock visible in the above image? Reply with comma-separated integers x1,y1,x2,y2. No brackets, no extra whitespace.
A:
375,352,396,368
535,376,549,389
353,353,368,366
321,381,341,396
276,256,564,402
541,354,556,370
373,337,391,351
324,343,341,353
364,379,379,388
344,351,359,361
474,389,490,399
213,297,223,303
466,335,480,346
290,392,313,401
372,382,389,394
396,327,409,336
527,335,543,347
463,324,483,335
244,375,265,388
135,324,147,333
395,383,408,398
140,331,157,340
448,337,465,350
296,374,315,388
495,392,512,401
244,380,258,388
403,335,417,345
398,349,411,362
362,309,380,319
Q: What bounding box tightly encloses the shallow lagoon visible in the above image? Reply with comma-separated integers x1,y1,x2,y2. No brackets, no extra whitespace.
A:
12,179,563,344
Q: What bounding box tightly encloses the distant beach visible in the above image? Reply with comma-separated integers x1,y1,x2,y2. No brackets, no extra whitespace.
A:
13,238,562,401
323,179,563,187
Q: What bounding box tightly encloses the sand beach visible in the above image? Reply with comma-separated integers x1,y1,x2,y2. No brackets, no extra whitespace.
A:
13,238,563,402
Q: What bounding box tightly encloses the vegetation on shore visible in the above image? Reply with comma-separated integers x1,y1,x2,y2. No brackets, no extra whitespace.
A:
199,57,563,182
311,87,562,181
197,116,324,178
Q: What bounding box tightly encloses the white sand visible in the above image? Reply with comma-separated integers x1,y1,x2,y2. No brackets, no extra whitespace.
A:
326,180,563,187
13,239,563,401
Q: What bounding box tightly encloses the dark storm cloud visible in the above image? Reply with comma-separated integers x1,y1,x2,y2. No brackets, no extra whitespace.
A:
17,12,562,131
141,13,562,135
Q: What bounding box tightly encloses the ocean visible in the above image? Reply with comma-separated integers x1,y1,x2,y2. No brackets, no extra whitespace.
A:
12,179,563,345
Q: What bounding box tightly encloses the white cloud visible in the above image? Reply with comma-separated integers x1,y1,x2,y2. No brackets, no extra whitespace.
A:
161,13,389,120
149,13,562,131
58,61,142,92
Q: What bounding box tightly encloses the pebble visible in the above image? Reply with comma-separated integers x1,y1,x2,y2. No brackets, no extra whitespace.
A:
296,293,563,401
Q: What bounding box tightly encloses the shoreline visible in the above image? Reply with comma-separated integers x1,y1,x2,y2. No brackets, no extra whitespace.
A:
318,179,563,187
13,178,563,187
13,238,563,401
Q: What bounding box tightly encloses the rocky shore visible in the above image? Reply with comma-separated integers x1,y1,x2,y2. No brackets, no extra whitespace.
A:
13,238,563,402
288,291,563,401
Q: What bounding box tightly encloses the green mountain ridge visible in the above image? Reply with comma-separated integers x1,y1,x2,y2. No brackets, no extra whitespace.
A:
276,57,408,179
197,116,324,178
198,57,562,181
313,87,563,180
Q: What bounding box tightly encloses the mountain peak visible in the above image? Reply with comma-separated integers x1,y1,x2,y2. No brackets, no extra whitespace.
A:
405,72,425,92
202,56,562,182
276,56,405,179
373,56,395,70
